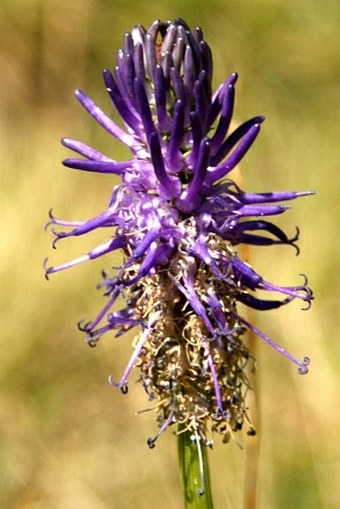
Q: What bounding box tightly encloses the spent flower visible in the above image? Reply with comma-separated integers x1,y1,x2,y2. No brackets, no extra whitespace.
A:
45,19,313,446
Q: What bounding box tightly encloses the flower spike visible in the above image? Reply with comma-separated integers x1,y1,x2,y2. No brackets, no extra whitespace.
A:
46,19,313,446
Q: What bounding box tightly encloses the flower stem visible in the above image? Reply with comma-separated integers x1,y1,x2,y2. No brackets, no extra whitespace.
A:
177,424,215,509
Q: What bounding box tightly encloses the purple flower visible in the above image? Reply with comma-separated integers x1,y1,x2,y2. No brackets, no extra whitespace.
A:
45,19,313,445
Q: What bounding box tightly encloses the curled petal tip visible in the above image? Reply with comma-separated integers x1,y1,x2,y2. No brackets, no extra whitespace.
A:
44,210,55,232
87,339,98,348
77,320,92,333
301,299,313,311
108,375,128,393
299,273,309,286
43,258,52,280
298,356,311,375
147,437,156,449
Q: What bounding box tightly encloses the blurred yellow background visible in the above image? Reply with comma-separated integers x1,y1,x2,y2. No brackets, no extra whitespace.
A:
1,1,339,508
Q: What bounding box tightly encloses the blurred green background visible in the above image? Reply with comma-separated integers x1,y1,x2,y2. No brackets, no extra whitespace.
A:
1,0,339,508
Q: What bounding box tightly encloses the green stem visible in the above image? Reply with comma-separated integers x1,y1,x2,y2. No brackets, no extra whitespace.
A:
177,424,215,509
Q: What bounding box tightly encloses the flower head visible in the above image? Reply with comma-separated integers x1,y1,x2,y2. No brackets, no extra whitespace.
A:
46,19,313,446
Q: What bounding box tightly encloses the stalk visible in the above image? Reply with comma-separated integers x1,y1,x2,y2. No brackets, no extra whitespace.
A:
177,424,214,509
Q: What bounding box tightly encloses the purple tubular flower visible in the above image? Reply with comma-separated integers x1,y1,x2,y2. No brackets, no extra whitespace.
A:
46,19,314,445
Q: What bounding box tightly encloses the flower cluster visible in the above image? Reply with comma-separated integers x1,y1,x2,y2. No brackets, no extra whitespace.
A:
46,19,313,446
